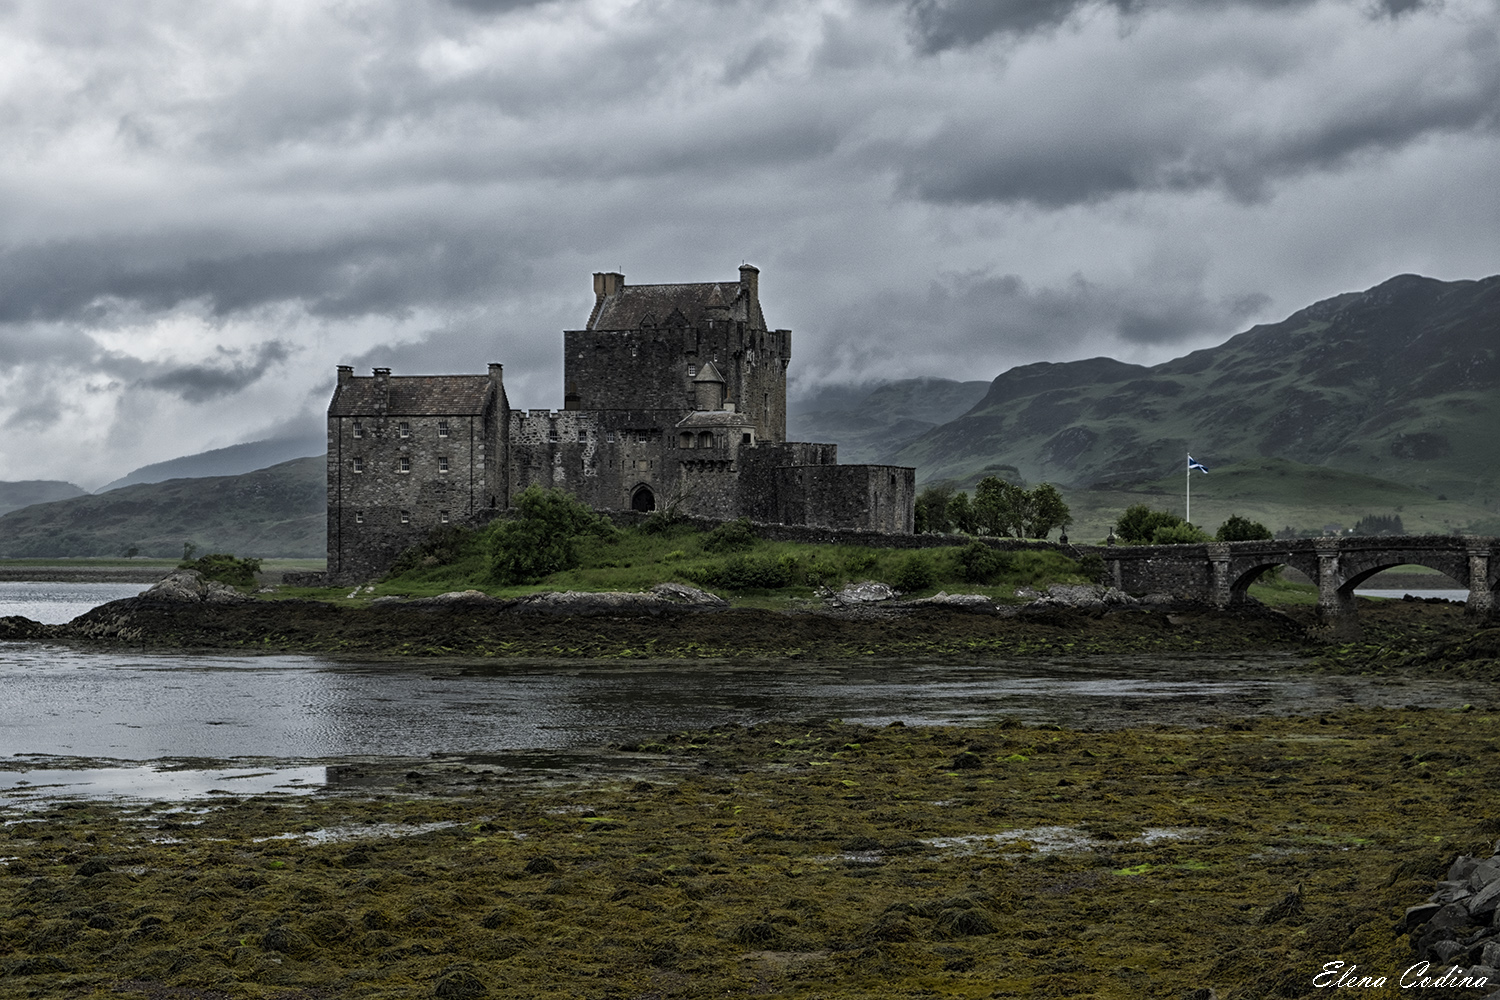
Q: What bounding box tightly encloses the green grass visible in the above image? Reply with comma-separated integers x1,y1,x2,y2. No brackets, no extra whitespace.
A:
287,523,1095,605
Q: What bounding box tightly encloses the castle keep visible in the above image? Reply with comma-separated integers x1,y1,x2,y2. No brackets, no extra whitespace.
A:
326,265,916,582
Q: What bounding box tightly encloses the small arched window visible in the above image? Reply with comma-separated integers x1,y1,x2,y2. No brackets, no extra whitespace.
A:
699,431,714,448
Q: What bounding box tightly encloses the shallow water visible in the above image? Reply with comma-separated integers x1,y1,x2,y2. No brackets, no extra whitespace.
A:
0,581,144,624
2,585,1495,805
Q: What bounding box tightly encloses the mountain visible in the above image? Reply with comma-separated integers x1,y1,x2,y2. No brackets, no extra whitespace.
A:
897,273,1500,508
97,434,326,493
788,377,991,464
0,457,324,559
0,480,87,518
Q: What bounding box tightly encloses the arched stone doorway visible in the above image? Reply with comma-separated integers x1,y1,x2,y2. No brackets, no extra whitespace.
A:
631,485,656,512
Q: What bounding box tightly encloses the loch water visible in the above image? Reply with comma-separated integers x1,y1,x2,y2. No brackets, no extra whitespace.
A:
0,585,1487,805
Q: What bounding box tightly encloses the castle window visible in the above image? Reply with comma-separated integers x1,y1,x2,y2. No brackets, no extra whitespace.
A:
578,430,587,441
549,424,558,442
353,457,364,473
399,422,411,438
400,510,410,524
699,431,714,448
355,511,364,523
398,457,411,474
688,366,697,377
437,420,449,438
742,433,752,445
438,457,449,473
440,510,450,524
352,420,364,438
679,432,693,449
606,431,615,443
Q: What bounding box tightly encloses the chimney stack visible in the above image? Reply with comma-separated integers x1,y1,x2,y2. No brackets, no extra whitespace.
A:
336,364,352,385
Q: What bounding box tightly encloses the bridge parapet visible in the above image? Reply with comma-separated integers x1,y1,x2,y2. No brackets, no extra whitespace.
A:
1075,535,1499,635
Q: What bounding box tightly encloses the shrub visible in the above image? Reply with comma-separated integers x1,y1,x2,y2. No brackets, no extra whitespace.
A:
180,553,262,588
1075,552,1105,584
701,517,757,554
1151,522,1211,544
957,542,1009,584
485,486,616,585
389,525,476,575
696,553,793,590
891,552,936,593
1216,514,1272,542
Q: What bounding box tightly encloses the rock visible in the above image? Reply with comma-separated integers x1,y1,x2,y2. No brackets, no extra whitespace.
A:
1451,856,1480,882
513,591,671,616
1470,879,1500,918
906,592,998,613
1028,584,1141,610
649,582,728,607
140,569,251,604
1400,902,1444,932
1470,859,1500,891
826,581,896,606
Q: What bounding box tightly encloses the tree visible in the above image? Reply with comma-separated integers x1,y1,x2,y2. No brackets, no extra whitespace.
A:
1116,504,1186,544
947,491,977,534
1216,514,1272,542
1022,483,1071,539
915,484,956,534
485,486,615,585
1353,513,1405,536
973,476,1024,536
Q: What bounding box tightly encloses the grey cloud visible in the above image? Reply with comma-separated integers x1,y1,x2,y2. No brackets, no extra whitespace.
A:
903,0,1433,53
4,393,66,431
896,39,1500,207
137,341,294,403
0,231,530,326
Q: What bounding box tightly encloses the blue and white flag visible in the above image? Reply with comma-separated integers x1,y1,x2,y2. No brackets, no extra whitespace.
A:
1188,455,1209,474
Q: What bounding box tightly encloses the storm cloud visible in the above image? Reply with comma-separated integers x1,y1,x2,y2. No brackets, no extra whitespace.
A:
0,0,1496,486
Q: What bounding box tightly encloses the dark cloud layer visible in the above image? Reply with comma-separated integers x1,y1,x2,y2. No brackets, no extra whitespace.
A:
0,0,1495,485
905,0,1434,53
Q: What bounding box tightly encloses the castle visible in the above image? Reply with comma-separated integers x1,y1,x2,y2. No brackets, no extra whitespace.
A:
325,265,916,582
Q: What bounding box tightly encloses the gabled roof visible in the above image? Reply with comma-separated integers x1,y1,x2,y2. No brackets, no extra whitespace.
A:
589,280,763,331
329,375,494,416
693,360,726,384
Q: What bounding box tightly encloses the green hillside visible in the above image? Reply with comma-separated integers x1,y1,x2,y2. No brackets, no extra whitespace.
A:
1058,457,1498,543
0,457,324,559
896,274,1500,513
0,480,87,517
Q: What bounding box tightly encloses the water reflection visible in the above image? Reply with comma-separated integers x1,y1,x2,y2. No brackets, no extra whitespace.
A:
1,644,1492,764
0,582,144,624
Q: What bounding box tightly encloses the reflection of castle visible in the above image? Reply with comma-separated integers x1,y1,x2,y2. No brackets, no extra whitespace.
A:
326,265,915,582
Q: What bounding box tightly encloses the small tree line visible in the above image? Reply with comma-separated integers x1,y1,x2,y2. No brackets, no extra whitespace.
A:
915,478,1072,539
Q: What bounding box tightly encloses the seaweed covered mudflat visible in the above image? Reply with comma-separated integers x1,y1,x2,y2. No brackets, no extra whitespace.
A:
4,707,1498,999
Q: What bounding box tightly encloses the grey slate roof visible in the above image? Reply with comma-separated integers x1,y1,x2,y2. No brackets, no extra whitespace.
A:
328,375,494,416
589,280,763,331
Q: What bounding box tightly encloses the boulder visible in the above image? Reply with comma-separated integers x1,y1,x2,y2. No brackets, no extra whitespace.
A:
649,582,728,607
825,581,897,606
140,569,251,604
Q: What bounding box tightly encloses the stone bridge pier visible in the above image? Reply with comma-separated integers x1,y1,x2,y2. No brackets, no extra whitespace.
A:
1085,536,1500,639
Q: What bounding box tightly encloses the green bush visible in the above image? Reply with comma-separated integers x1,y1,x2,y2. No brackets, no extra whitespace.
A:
695,553,793,590
701,517,758,554
891,552,936,593
1151,522,1211,544
957,542,1010,584
486,486,617,585
180,553,262,588
389,525,476,575
1116,503,1186,544
1216,514,1272,542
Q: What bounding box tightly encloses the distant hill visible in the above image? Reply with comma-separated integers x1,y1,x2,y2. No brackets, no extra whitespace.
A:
0,480,87,518
788,377,990,465
97,434,325,493
896,273,1500,510
0,457,324,559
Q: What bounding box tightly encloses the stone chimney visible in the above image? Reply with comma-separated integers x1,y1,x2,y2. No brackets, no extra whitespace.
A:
372,367,391,416
593,271,624,297
337,364,353,385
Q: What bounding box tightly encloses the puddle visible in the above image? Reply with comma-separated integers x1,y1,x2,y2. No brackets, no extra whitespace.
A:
0,765,326,807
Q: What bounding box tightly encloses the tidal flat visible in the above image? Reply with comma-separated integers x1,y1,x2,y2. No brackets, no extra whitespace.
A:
3,707,1498,1000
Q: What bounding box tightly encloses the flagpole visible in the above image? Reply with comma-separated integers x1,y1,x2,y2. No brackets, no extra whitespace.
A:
1186,453,1190,526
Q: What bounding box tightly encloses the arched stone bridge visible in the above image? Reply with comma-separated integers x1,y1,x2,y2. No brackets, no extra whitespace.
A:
1080,535,1499,633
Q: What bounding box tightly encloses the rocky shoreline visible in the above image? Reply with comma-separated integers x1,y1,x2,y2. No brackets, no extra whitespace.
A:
2,569,1495,674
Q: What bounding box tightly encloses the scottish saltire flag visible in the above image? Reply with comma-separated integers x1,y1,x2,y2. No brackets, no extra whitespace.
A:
1188,455,1209,474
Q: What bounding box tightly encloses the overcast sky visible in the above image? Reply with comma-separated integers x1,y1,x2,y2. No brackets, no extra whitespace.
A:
3,0,1498,487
